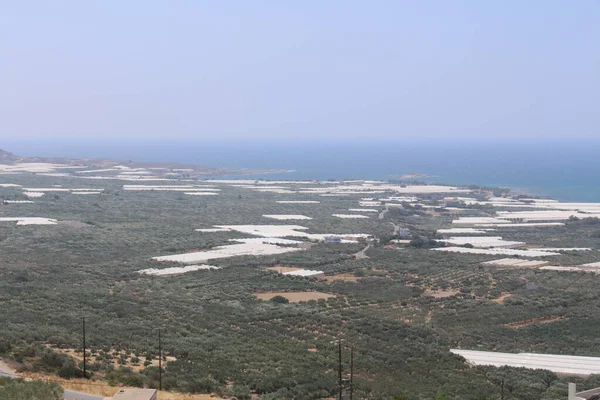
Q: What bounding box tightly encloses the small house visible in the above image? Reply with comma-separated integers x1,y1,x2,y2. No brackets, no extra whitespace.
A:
568,383,600,399
324,235,342,243
111,388,158,400
398,228,411,237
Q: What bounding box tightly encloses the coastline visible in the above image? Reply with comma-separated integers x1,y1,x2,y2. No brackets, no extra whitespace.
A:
4,138,600,203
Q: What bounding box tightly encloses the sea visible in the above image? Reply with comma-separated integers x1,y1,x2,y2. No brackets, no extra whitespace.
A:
3,138,600,203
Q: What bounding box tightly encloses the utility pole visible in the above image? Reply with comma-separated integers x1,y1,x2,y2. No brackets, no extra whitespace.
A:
82,317,87,379
330,338,345,400
350,346,354,400
338,340,343,400
158,328,162,391
501,378,504,400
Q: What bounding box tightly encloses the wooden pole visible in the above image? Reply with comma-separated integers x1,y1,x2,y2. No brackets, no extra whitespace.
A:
338,340,343,400
82,317,87,379
158,328,162,391
350,346,354,400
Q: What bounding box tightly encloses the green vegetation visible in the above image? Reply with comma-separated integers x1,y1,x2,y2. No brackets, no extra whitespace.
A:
0,377,63,400
2,174,600,399
269,295,290,304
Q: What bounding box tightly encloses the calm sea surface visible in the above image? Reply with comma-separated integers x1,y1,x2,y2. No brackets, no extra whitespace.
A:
3,138,600,202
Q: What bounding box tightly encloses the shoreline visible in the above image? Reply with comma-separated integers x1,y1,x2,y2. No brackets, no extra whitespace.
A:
3,143,599,202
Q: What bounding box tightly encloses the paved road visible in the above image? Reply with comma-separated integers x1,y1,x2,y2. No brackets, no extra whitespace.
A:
354,243,371,259
379,207,388,220
390,221,400,235
0,366,16,379
0,365,103,400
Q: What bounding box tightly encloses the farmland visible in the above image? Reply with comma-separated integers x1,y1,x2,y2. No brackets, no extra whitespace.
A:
2,171,600,399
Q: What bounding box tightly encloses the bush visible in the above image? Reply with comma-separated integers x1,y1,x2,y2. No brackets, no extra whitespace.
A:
185,375,219,393
270,295,289,304
0,377,63,400
58,364,81,379
0,341,11,355
229,383,251,400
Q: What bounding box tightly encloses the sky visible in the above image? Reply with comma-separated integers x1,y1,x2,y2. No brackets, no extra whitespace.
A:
1,1,599,142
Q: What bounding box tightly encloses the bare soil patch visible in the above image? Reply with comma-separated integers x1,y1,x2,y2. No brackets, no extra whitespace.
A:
492,293,513,304
425,310,433,323
423,288,460,298
265,266,303,273
323,273,360,283
0,358,17,374
505,316,569,328
254,291,335,302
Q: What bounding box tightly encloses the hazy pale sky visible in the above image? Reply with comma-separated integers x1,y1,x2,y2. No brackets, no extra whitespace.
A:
2,1,599,141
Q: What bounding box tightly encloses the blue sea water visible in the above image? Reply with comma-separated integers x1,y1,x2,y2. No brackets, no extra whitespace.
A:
3,138,600,202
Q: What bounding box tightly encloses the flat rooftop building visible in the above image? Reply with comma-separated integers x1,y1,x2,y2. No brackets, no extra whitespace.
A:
112,388,158,400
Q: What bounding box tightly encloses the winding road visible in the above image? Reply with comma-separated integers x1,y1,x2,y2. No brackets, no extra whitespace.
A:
0,365,15,379
390,221,400,235
354,243,371,259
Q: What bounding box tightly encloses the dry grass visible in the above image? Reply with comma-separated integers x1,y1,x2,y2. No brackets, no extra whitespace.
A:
492,293,513,304
254,291,335,302
22,373,222,399
48,346,175,372
505,316,568,328
155,391,221,400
